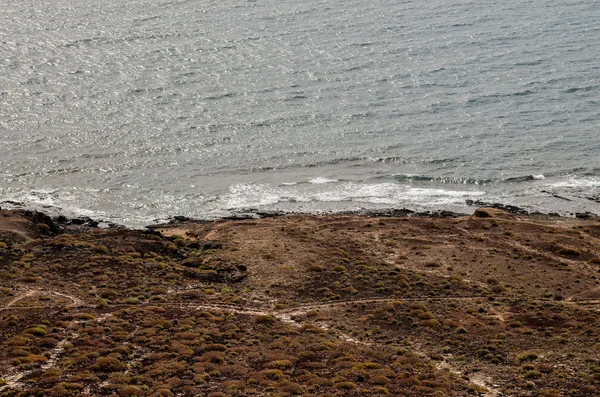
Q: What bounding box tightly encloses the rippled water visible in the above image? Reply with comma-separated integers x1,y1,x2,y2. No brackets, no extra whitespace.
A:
1,0,599,226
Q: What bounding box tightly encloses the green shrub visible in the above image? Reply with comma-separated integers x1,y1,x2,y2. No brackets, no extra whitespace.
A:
119,385,144,396
267,360,294,369
91,357,127,372
259,369,285,380
96,298,109,309
334,381,357,390
517,351,539,363
523,370,542,379
25,327,47,337
369,375,391,385
255,315,277,325
307,263,325,272
277,381,304,395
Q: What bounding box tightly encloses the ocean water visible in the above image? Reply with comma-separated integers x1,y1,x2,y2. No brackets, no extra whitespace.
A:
1,0,599,227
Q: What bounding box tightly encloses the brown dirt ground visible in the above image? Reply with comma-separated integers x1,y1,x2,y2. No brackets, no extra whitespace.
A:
1,209,599,396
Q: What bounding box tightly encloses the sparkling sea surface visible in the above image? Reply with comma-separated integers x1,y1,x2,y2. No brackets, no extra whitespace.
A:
1,0,599,227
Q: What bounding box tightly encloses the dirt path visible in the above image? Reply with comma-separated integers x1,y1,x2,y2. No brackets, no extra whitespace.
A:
3,289,39,309
177,301,377,346
0,290,576,395
0,288,594,393
175,302,272,317
566,285,600,301
0,309,110,391
50,291,85,307
0,289,84,311
277,295,489,314
435,355,501,397
470,372,501,397
5,291,600,313
0,331,80,391
455,222,595,273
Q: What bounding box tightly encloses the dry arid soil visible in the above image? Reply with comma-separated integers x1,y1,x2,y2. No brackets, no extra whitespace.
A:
1,208,600,397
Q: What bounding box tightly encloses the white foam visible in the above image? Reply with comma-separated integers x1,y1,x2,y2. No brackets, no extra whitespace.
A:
550,176,600,188
219,182,485,209
532,174,545,180
308,177,339,184
224,184,282,207
3,193,103,220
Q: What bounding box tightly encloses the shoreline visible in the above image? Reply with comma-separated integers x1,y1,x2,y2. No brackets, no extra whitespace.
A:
2,198,598,235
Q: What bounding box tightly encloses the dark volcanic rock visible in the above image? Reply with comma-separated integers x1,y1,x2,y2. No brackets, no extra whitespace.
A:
575,212,598,220
473,208,515,219
31,211,59,234
202,241,223,250
466,199,529,215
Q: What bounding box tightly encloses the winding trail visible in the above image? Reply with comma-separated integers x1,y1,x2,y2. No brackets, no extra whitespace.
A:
2,288,598,393
3,289,39,309
566,285,600,301
436,357,500,397
50,291,85,307
0,308,110,391
0,290,89,390
3,290,600,313
0,289,85,311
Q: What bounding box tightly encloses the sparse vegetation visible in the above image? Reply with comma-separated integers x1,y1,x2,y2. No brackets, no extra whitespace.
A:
1,208,599,396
